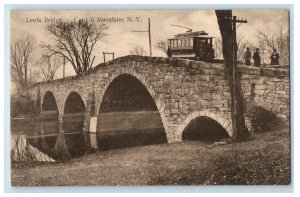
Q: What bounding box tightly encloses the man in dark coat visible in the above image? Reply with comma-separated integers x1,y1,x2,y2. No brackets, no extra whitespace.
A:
253,48,261,67
270,48,280,65
244,47,252,66
167,46,171,57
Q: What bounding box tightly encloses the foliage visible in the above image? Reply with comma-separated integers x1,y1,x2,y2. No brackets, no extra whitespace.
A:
247,105,283,133
11,95,37,118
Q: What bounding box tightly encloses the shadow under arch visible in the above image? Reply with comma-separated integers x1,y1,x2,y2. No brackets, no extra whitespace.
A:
63,91,86,157
182,116,229,143
178,111,232,143
42,91,59,114
96,73,168,150
40,91,59,149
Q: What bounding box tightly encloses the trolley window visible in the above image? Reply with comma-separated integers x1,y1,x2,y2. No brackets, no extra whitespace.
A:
170,40,174,47
182,39,186,47
174,40,178,47
178,39,181,47
189,38,193,47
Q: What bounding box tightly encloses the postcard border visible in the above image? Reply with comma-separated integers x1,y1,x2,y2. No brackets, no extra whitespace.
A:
4,3,294,193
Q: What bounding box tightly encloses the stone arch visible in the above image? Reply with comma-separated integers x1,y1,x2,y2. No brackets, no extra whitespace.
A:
62,91,87,157
63,91,86,114
61,89,87,115
95,67,170,141
41,90,59,113
177,111,233,139
39,90,60,152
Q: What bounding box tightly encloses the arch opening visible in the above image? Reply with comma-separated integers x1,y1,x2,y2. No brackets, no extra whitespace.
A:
39,91,59,149
97,74,167,151
42,91,58,112
182,116,229,143
63,92,86,157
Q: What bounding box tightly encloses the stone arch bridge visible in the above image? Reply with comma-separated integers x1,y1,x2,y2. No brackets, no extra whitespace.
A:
28,56,289,156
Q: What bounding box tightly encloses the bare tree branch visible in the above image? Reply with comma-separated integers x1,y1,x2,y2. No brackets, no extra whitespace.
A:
129,46,146,56
42,20,108,75
236,36,250,61
256,27,289,64
37,54,63,81
155,41,168,55
10,34,35,91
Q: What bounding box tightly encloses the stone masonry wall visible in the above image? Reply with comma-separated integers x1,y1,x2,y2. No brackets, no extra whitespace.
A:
239,65,290,120
28,56,290,143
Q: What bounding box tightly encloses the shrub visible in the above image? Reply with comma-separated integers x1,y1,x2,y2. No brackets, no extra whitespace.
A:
11,95,37,118
246,105,283,133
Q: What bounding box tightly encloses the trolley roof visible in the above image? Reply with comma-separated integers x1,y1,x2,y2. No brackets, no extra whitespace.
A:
174,31,208,38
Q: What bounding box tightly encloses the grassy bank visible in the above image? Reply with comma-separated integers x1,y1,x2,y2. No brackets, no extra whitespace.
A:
11,128,290,186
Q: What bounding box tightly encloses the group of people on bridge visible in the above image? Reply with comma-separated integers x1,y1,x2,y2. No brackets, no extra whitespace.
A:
243,48,280,67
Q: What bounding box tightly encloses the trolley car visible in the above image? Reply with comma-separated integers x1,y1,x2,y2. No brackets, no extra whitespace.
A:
167,30,215,62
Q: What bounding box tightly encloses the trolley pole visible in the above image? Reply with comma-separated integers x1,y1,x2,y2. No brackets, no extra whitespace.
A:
132,18,152,56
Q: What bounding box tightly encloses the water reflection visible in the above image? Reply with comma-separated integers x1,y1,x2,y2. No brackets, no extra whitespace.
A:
63,113,86,157
96,111,167,151
11,111,168,159
11,114,86,160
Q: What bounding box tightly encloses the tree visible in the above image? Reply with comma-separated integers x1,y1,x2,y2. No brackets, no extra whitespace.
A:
256,28,289,64
236,36,251,62
42,20,108,75
155,41,168,55
215,36,251,62
215,10,250,141
129,46,146,56
10,34,35,92
38,54,63,81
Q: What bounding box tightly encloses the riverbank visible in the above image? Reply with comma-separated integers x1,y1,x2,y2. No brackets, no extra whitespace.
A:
11,127,290,186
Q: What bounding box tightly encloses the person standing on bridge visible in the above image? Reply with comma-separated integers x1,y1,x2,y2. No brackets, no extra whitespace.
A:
253,48,261,67
243,47,252,66
167,46,171,57
270,48,280,65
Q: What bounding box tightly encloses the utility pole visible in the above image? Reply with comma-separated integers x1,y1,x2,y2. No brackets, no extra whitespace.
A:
63,57,66,78
148,18,152,57
230,16,247,63
132,18,152,56
230,16,247,101
229,15,248,140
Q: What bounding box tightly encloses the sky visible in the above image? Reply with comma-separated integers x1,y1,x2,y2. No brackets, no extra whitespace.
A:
10,9,289,80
